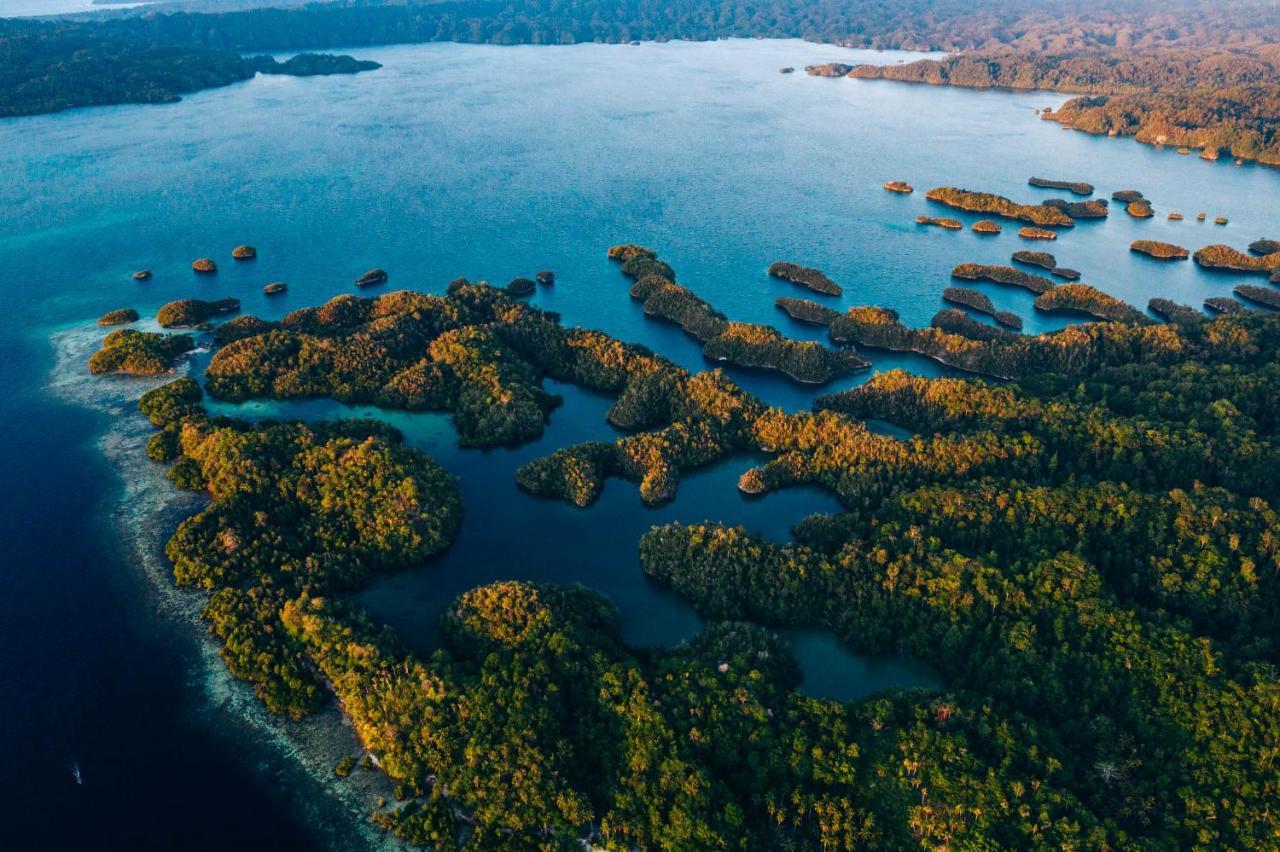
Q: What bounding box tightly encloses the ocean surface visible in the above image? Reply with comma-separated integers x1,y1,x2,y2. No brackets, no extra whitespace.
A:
2,38,1277,849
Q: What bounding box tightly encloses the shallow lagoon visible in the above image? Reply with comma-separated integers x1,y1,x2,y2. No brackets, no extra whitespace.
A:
5,36,1279,847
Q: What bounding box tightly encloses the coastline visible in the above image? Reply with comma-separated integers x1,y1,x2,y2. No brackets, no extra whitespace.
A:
47,321,399,852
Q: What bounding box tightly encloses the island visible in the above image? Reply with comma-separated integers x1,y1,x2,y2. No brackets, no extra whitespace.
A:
1126,199,1155,218
98,307,139,326
924,187,1074,227
1234,285,1280,309
1130,240,1189,260
192,258,218,274
1112,190,1145,203
536,270,555,285
1205,296,1247,313
1043,197,1108,219
132,269,152,281
1250,239,1280,256
971,220,1001,234
943,286,1022,329
355,268,389,288
1011,250,1055,270
1019,227,1057,240
804,63,853,77
505,277,537,297
1193,244,1280,275
1034,284,1152,324
951,262,1055,294
916,216,963,230
157,297,241,328
1147,298,1203,324
88,328,193,375
245,54,382,77
767,262,842,296
264,282,287,295
1028,177,1093,196
931,308,1018,342
231,245,257,260
883,180,913,193
775,297,839,326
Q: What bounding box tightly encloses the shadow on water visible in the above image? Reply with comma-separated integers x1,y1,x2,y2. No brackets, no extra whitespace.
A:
207,377,941,700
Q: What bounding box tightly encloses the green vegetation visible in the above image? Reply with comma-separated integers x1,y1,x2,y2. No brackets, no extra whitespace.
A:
1131,239,1190,259
157,298,240,328
1043,197,1109,219
97,307,139,326
1235,285,1280,309
1028,176,1093,195
915,215,962,229
950,262,1055,294
930,308,1017,342
1011,249,1055,269
1034,283,1152,324
767,261,842,296
1019,227,1057,240
943,286,1022,329
1148,298,1203,323
775,296,839,326
88,329,193,376
1126,199,1155,218
1194,243,1280,275
925,187,1074,227
1205,296,1247,313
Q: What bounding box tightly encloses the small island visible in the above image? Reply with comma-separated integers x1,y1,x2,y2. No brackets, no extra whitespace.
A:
98,307,139,326
232,245,257,260
1126,200,1155,218
1019,227,1057,241
883,180,913,194
1193,244,1280,275
1044,198,1108,219
1012,250,1055,270
88,328,193,375
925,187,1074,227
942,287,1022,329
1169,213,1185,221
1215,217,1229,226
1148,299,1203,323
1205,296,1247,313
804,63,853,77
767,262,842,296
264,282,288,295
951,263,1055,294
931,308,1018,342
1051,267,1081,280
132,269,152,281
916,216,963,230
1112,190,1145,203
1234,285,1280,309
971,220,1001,234
1034,284,1151,324
506,277,537,297
355,268,389,288
157,297,241,328
779,67,795,74
245,53,382,77
192,257,218,274
1249,239,1280,256
775,297,839,326
1131,240,1189,260
536,270,555,285
1028,177,1094,196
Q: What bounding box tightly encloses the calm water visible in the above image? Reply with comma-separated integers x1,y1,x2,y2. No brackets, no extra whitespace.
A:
2,38,1277,849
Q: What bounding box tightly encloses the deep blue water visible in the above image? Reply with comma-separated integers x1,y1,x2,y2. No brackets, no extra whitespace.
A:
2,38,1277,849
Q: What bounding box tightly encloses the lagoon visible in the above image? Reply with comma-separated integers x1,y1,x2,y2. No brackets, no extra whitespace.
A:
4,37,1278,848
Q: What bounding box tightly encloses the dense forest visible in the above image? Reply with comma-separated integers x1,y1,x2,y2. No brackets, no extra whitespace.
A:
4,0,1279,117
849,48,1280,164
90,239,1280,846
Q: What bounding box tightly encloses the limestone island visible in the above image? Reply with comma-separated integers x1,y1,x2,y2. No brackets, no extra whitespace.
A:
536,270,555,285
1216,217,1229,226
98,307,139,326
972,220,1001,234
1249,239,1280,256
932,308,1018,342
132,269,152,281
608,244,675,281
355,268,389,288
1112,190,1145,203
1205,296,1246,314
1193,244,1280,275
88,328,193,375
232,244,256,260
1234,285,1280,309
506,277,536,297
1019,227,1058,241
952,263,1055,294
1197,213,1208,221
917,216,963,230
1148,299,1204,324
1012,250,1055,270
1044,198,1109,219
1126,200,1155,219
942,287,1022,329
192,257,217,274
1131,240,1189,260
263,282,287,295
1034,284,1151,324
1028,177,1094,196
776,297,839,326
804,63,853,77
925,187,1074,227
157,297,240,328
1051,267,1082,280
883,180,913,194
1169,213,1185,221
768,262,842,296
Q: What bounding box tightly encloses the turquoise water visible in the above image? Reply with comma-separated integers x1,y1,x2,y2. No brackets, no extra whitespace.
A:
4,38,1278,847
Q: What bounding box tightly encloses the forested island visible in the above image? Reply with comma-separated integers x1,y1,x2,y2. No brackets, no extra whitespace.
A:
86,231,1280,847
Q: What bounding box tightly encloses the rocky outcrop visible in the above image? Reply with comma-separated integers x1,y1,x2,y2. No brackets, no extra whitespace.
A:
883,180,913,193
263,282,287,295
355,268,388,288
132,269,152,281
232,244,256,260
192,257,217,274
98,307,139,326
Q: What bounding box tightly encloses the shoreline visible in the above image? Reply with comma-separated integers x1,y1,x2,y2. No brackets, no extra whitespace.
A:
47,321,398,852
